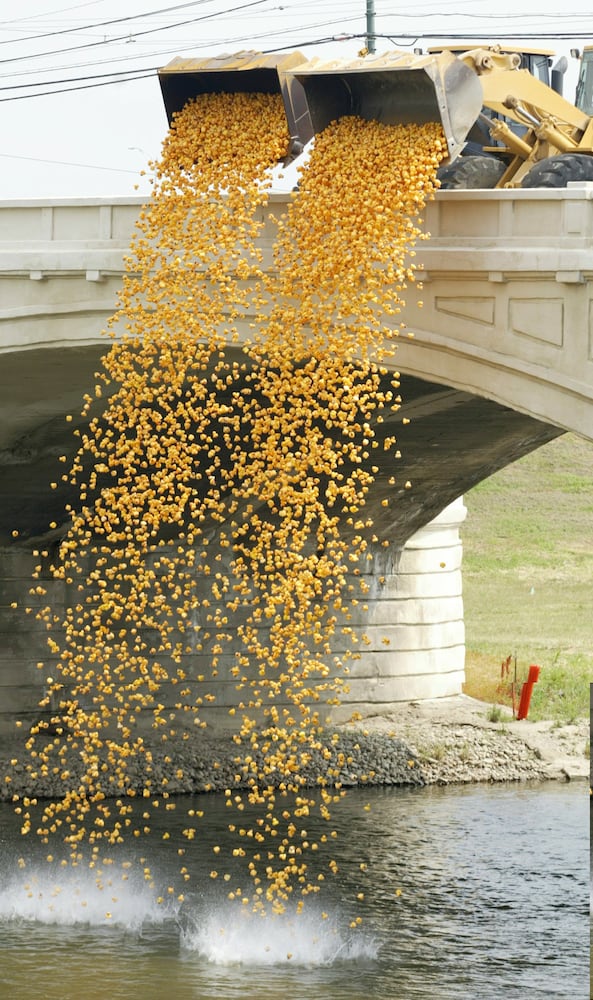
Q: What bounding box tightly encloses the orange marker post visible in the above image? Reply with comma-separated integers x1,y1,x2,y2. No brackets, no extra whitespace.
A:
517,665,541,720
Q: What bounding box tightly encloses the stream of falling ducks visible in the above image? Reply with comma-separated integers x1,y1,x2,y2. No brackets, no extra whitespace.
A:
10,91,446,923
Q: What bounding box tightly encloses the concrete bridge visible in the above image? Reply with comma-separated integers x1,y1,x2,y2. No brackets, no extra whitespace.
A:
1,186,592,734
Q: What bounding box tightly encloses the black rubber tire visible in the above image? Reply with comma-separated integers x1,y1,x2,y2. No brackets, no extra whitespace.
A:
437,155,507,190
521,153,593,188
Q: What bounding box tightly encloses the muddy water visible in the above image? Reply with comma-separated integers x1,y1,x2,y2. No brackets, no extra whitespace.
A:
0,782,587,999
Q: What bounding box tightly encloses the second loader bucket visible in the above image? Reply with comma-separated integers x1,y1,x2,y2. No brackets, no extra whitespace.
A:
281,50,484,163
158,50,310,162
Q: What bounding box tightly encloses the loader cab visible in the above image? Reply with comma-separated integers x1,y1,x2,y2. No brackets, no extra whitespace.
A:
518,50,555,87
574,46,593,116
427,45,561,91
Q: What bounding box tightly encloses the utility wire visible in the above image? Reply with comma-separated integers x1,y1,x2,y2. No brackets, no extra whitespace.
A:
0,65,159,92
0,9,363,91
0,1,215,48
0,151,140,173
0,4,589,74
0,14,591,100
0,0,271,67
0,12,365,86
3,26,593,100
382,31,593,39
1,1,108,26
0,70,157,103
262,34,362,52
2,28,591,80
381,10,593,18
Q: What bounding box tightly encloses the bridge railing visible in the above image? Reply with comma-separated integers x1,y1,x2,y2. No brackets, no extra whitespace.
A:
1,184,593,253
1,187,593,440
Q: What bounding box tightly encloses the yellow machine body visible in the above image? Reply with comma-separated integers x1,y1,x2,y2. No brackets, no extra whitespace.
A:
157,45,593,187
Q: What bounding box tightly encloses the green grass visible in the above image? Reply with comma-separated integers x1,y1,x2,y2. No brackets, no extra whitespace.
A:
461,433,593,722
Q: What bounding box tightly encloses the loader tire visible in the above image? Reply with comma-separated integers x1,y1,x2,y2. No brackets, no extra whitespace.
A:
437,155,507,190
521,153,593,188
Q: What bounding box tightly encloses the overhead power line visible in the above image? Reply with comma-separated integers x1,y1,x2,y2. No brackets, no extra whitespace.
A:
0,0,271,67
0,151,140,173
0,64,160,92
0,70,157,103
0,5,591,77
381,31,593,42
0,1,213,48
0,13,592,102
0,1,107,26
0,12,365,86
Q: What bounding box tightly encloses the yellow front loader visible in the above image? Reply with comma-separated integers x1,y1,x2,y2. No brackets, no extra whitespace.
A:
157,45,593,188
434,46,593,188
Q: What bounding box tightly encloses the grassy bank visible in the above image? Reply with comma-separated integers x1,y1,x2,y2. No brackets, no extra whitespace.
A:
460,432,593,722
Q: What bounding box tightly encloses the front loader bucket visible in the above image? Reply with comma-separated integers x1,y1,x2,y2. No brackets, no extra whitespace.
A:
282,50,484,163
158,49,307,130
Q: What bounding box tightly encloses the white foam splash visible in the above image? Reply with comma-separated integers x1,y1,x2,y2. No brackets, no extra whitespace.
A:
0,863,378,968
0,862,177,930
180,901,378,967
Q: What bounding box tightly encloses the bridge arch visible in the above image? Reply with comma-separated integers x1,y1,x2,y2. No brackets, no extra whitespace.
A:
0,189,592,732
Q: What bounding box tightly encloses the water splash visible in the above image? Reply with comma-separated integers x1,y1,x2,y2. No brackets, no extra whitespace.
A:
0,863,378,968
179,900,378,967
0,861,177,930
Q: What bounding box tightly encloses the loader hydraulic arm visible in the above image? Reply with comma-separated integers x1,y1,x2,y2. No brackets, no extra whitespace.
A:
479,114,533,158
477,66,593,154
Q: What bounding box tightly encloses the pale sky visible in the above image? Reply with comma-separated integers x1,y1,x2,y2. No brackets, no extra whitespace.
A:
0,0,592,200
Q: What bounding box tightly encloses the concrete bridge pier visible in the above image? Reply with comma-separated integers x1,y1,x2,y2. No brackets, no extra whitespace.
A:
332,498,467,721
0,498,467,736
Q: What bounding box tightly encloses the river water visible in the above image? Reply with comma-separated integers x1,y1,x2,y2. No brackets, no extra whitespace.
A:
0,781,587,1000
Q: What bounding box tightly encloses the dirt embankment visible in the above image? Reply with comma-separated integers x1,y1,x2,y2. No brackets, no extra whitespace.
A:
1,695,587,799
342,695,589,785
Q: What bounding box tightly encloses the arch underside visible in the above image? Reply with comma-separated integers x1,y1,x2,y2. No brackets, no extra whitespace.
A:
0,344,562,547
